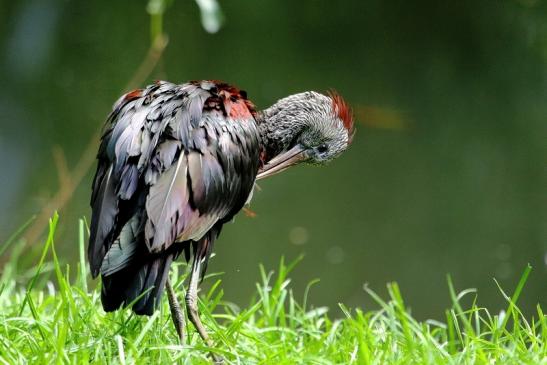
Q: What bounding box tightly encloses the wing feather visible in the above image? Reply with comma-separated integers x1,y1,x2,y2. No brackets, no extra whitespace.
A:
145,153,190,251
89,165,117,277
100,213,140,276
90,80,261,280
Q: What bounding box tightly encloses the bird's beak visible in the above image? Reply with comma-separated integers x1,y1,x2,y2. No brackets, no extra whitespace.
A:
257,145,309,180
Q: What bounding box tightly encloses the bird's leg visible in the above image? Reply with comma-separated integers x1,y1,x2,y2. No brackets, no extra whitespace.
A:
186,253,223,363
166,276,185,343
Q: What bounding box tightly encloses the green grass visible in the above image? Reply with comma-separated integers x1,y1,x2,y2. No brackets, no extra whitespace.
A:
0,214,545,364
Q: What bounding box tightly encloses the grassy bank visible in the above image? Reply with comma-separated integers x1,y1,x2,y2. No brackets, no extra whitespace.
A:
0,214,545,364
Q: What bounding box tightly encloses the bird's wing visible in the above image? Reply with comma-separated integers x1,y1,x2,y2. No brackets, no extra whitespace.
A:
89,80,261,277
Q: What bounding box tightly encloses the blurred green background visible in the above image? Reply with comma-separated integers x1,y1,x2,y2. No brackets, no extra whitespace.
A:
0,0,545,319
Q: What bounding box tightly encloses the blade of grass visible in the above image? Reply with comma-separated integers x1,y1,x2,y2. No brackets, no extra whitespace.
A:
0,215,35,256
78,218,88,292
493,264,532,341
19,213,59,315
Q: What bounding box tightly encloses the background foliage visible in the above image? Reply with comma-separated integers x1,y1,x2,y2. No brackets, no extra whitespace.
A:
0,0,545,321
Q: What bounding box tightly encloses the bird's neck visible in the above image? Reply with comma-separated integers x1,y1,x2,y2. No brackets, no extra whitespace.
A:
255,97,309,162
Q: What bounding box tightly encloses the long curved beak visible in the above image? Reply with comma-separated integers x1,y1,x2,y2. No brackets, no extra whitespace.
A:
257,145,309,180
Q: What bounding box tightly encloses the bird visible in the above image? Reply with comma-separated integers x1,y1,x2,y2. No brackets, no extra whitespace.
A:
88,80,353,359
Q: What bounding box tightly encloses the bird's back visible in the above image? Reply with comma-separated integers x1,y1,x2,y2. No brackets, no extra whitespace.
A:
89,80,261,314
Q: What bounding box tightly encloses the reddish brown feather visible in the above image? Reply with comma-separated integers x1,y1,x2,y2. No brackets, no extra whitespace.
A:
124,89,143,101
212,81,257,119
242,207,257,218
328,90,354,141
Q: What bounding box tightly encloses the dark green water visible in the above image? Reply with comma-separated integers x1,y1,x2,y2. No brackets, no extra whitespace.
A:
1,0,545,319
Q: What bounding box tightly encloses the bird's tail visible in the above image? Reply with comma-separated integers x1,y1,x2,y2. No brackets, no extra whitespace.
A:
100,251,175,315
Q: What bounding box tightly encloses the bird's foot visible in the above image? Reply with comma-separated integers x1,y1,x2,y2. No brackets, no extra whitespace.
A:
211,353,224,364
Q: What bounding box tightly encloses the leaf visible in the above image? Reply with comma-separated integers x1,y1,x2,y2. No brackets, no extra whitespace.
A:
195,0,224,33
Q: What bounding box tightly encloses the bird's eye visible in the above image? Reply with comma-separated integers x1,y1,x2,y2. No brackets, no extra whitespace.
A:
317,144,328,153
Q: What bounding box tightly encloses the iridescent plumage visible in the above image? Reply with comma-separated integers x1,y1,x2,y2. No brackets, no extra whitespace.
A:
89,80,353,355
90,80,260,314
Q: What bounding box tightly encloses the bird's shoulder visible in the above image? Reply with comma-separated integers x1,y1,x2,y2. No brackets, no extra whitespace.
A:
107,80,257,133
91,80,262,257
98,80,259,167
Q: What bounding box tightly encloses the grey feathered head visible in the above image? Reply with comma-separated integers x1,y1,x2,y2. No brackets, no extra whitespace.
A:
257,90,354,179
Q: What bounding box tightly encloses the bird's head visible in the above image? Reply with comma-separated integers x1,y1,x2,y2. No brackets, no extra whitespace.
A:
257,90,354,179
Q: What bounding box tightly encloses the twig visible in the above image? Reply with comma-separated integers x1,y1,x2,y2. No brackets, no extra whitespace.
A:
125,34,168,91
